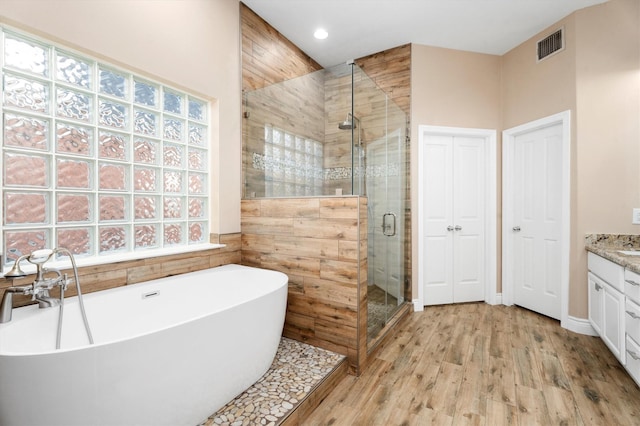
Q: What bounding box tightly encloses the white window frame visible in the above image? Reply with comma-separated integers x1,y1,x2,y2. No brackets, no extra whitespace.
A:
0,26,219,273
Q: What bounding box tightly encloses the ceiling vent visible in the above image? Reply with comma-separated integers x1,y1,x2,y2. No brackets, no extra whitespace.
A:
537,28,564,62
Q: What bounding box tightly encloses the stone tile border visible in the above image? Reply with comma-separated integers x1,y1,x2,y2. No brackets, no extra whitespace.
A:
201,337,345,426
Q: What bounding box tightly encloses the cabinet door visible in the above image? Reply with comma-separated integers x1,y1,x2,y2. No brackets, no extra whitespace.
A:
588,272,603,336
603,283,626,364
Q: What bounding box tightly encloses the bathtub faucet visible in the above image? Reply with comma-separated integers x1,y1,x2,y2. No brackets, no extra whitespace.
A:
0,249,69,323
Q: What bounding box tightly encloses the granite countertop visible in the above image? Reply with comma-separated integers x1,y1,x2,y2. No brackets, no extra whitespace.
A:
585,234,640,274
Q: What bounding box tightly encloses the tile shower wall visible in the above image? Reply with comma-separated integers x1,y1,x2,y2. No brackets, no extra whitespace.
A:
241,197,368,374
0,233,241,308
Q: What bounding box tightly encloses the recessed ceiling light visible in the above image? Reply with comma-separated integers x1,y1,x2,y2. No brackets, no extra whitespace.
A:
314,28,328,40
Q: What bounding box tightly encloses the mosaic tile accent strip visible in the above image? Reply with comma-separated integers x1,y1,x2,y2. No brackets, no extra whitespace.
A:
201,337,345,426
322,163,400,181
252,154,401,181
252,152,324,180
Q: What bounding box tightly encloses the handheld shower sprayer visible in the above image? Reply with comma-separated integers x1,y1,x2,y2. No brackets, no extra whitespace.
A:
1,247,94,348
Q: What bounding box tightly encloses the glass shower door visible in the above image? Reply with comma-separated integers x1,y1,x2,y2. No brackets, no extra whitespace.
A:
367,125,405,342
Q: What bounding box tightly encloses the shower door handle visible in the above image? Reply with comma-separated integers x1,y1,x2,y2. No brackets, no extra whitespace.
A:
382,213,397,237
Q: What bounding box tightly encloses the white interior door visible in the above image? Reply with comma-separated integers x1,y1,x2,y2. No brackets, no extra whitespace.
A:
510,122,563,319
422,133,485,305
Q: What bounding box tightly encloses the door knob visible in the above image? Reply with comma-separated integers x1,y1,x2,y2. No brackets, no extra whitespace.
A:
512,226,521,232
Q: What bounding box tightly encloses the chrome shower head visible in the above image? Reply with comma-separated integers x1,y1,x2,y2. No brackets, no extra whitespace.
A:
338,113,359,130
338,120,355,130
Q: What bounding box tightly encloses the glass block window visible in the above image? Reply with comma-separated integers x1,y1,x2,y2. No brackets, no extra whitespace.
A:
1,28,210,265
263,124,323,197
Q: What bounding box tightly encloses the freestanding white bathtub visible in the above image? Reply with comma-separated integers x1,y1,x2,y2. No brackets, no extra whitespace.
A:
0,264,288,426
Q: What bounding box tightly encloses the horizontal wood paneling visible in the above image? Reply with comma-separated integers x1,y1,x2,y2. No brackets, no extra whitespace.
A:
274,236,340,259
293,218,359,240
0,233,242,309
241,196,367,374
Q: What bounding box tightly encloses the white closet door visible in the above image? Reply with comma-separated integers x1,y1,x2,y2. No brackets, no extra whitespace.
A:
423,134,485,305
423,135,454,304
453,137,485,303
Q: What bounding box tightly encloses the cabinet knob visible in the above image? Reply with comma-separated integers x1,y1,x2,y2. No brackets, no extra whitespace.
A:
512,226,521,232
626,279,640,287
595,283,602,291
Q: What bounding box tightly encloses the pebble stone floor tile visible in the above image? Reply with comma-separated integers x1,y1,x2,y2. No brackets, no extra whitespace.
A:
200,337,345,426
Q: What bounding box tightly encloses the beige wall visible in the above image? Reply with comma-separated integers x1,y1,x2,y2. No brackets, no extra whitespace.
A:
410,44,502,300
0,0,243,233
501,16,577,130
411,45,502,130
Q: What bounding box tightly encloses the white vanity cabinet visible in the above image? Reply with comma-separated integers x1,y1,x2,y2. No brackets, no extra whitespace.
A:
587,252,626,364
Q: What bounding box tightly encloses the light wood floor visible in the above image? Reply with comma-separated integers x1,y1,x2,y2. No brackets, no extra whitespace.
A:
303,303,640,425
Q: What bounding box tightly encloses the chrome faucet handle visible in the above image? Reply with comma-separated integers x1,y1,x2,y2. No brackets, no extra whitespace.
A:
27,249,57,284
27,249,56,266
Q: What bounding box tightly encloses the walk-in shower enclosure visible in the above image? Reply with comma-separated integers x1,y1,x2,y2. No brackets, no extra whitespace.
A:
243,62,409,343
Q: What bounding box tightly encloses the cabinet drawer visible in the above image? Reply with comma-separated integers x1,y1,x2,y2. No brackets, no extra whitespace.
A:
626,298,640,344
625,336,640,387
588,252,624,292
625,269,640,305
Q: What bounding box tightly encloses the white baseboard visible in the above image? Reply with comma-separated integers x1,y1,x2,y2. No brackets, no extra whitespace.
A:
486,293,502,305
495,296,595,336
412,299,423,312
562,315,598,336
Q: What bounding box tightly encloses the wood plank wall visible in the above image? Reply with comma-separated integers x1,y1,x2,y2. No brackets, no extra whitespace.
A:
241,3,322,92
0,233,241,308
355,44,411,117
241,197,368,374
